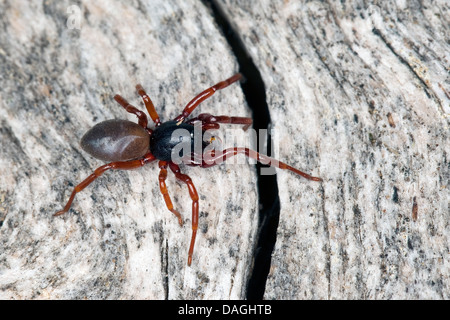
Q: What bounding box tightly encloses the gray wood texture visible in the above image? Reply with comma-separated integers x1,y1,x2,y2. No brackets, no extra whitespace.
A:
0,0,448,299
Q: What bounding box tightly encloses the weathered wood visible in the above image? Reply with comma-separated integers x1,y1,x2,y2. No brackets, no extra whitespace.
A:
218,0,449,299
0,0,448,300
0,0,257,299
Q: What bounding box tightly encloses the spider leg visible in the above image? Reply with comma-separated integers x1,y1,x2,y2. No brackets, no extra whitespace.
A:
174,73,242,123
168,162,199,266
158,161,183,226
186,113,253,131
202,147,322,181
54,153,156,216
136,84,161,127
114,94,149,129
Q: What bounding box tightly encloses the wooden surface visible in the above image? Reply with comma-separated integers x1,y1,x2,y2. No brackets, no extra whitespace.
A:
0,0,448,300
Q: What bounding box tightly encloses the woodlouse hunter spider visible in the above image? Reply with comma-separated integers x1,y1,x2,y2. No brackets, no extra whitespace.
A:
55,73,322,266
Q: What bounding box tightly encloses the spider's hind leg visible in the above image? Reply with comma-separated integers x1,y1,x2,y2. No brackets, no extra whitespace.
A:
55,153,156,216
113,95,149,129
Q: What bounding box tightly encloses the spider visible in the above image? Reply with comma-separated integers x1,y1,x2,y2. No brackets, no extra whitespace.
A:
55,73,322,266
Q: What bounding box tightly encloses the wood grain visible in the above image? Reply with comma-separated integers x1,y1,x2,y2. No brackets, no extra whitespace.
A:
0,0,448,299
217,0,448,299
0,0,257,299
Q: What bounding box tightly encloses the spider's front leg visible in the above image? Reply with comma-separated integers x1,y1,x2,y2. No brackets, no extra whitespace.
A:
174,73,242,123
199,148,322,181
167,161,199,266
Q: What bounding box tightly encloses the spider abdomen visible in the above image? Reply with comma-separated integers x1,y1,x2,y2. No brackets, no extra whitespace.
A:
80,119,150,162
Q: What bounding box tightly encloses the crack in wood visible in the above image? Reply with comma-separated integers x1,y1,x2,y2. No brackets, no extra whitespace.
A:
203,0,280,299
